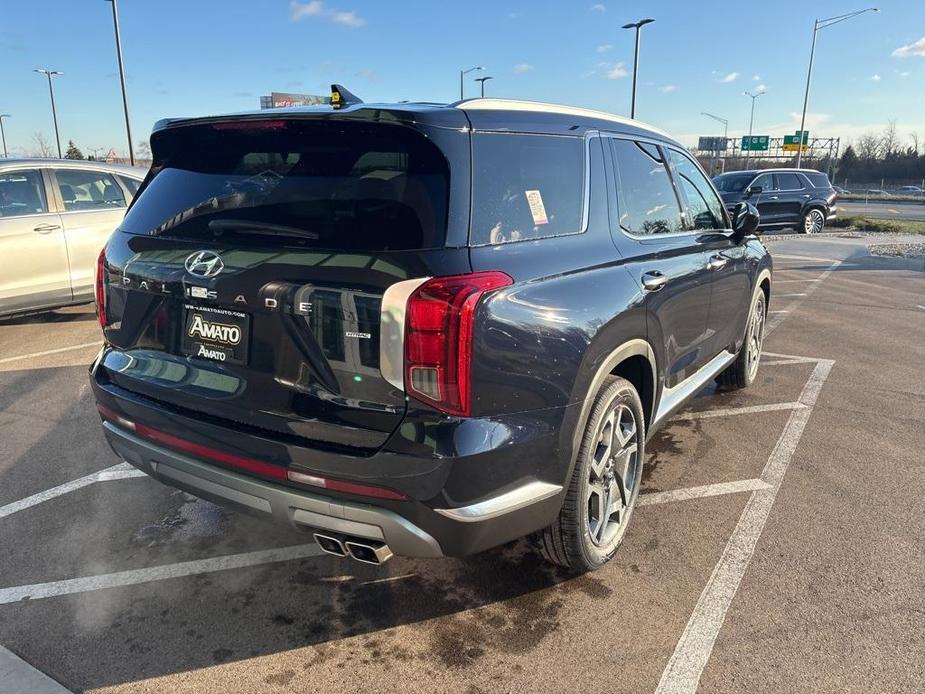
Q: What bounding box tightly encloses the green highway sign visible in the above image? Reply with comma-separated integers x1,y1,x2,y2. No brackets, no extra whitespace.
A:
783,130,809,151
741,135,769,151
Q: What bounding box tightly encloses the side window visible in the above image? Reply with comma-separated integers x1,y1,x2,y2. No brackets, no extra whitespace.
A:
668,149,726,230
118,175,141,196
752,173,775,192
775,173,803,191
610,138,684,235
55,169,126,212
804,172,830,188
471,133,585,245
0,169,48,218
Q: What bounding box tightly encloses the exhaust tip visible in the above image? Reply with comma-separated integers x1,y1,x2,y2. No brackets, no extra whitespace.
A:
345,540,394,565
313,533,347,557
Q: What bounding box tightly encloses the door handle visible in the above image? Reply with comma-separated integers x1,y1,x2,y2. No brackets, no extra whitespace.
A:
641,271,669,291
768,195,779,200
33,223,61,233
708,255,728,271
802,194,811,198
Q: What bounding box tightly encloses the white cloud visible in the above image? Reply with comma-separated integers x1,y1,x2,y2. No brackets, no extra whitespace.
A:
290,1,365,27
659,84,677,93
513,63,534,73
870,74,881,81
755,84,767,92
580,69,597,79
752,74,761,81
602,62,628,79
892,37,925,58
590,4,606,12
720,71,739,83
900,71,911,77
596,44,613,53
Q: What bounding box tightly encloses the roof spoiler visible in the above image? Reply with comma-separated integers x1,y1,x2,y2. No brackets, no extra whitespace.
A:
331,84,363,110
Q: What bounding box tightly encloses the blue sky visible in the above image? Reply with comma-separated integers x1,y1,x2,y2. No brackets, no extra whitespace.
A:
1,0,924,157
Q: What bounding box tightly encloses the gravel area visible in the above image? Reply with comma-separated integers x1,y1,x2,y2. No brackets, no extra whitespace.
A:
867,242,925,258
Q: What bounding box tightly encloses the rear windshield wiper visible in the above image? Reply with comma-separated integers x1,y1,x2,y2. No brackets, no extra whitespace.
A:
207,219,319,240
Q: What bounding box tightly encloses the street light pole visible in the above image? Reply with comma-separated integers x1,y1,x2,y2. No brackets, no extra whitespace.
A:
743,90,765,166
474,76,493,98
34,69,63,158
459,66,483,101
701,112,728,176
0,114,9,158
621,18,654,119
106,0,135,166
796,7,878,168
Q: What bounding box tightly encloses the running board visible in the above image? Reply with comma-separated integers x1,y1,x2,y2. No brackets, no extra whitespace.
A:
653,350,736,427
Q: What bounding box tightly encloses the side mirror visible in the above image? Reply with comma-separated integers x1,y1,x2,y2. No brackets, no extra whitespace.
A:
745,185,762,197
731,201,760,238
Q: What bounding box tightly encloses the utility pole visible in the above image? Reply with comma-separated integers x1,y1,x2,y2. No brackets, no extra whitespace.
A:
796,7,879,167
474,76,493,98
0,114,9,158
701,112,728,176
743,90,765,166
106,0,135,166
34,69,63,158
621,18,654,119
459,66,483,100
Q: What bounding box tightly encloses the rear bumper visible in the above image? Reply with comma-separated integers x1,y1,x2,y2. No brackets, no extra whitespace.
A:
92,372,571,558
103,421,445,557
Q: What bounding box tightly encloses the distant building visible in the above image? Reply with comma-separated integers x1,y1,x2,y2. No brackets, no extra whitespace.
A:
259,92,330,109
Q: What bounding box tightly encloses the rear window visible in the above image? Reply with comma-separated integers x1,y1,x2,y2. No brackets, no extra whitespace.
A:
121,120,449,251
776,173,804,190
713,173,754,193
471,133,585,245
803,172,830,189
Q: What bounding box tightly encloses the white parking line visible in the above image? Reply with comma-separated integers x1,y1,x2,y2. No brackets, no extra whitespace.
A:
0,463,144,520
772,279,821,284
0,342,101,365
656,358,833,694
0,544,325,605
775,293,808,297
772,253,838,263
675,402,806,420
766,260,841,335
637,479,770,507
918,305,925,311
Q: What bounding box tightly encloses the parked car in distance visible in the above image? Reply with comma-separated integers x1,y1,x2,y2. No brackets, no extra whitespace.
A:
713,168,837,234
897,185,924,195
91,93,771,572
0,159,145,318
833,185,847,196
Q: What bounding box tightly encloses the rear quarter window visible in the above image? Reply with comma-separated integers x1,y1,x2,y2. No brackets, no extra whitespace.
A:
470,133,585,245
804,172,831,189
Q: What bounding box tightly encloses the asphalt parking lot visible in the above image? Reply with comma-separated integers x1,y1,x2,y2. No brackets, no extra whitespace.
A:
1,237,923,693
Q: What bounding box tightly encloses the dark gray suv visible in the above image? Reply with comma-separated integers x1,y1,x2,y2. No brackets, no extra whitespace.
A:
713,168,837,234
91,94,771,572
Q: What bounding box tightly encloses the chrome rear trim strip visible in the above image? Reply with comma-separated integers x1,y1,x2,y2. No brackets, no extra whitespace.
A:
434,481,562,522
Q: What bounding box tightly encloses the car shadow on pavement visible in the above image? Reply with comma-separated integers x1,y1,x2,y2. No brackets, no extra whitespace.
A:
0,307,97,326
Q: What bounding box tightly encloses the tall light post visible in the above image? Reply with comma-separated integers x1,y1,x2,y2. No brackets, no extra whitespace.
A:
105,0,135,166
459,66,483,100
621,18,654,119
0,114,10,158
743,90,765,166
796,7,878,167
701,112,728,176
34,69,63,158
474,76,493,98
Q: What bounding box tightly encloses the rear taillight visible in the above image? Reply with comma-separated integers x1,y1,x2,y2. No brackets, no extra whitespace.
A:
95,248,108,328
404,271,513,416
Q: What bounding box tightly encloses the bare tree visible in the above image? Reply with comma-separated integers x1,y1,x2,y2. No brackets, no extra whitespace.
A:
855,132,879,164
911,132,922,156
879,119,899,157
31,132,55,157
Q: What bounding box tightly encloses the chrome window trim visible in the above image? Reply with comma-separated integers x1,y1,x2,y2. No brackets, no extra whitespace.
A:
665,146,733,234
379,276,430,391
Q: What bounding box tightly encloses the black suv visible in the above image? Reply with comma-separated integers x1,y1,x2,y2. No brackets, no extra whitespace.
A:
91,93,771,572
713,168,837,234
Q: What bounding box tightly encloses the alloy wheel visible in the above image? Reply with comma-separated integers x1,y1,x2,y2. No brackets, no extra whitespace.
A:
746,296,766,381
587,402,640,547
804,209,825,234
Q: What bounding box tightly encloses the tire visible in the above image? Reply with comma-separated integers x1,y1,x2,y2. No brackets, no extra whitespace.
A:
534,376,645,572
802,207,826,234
716,288,767,390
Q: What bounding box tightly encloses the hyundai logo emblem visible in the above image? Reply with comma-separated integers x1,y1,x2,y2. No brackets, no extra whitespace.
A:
184,251,225,278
